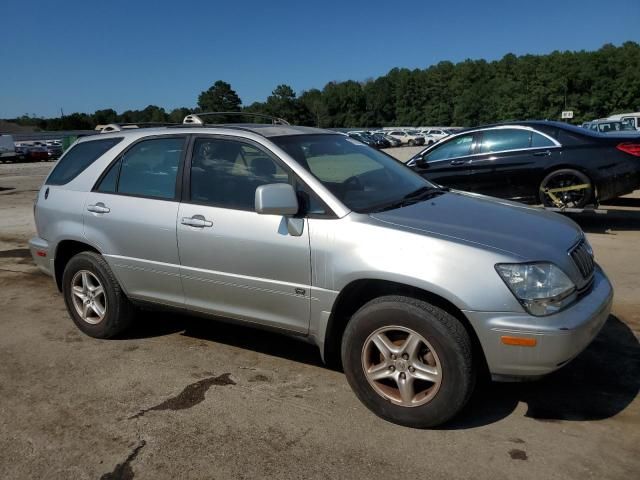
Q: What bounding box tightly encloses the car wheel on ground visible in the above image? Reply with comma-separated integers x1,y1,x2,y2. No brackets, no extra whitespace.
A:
539,168,593,209
62,251,134,338
341,295,475,428
408,140,415,146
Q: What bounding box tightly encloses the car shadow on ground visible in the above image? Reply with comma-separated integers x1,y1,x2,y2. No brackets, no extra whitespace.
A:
122,309,325,367
124,311,638,428
567,203,640,233
441,314,639,429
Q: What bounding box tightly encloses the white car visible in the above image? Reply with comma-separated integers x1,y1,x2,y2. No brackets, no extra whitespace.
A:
386,130,425,146
420,129,450,141
607,112,640,131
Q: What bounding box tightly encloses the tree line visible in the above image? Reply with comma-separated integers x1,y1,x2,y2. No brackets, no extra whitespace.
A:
7,42,639,131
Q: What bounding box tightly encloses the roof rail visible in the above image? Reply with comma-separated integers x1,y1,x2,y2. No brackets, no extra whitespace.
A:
183,112,290,126
97,122,179,133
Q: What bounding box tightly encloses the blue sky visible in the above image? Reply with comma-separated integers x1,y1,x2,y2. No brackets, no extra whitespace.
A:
1,0,638,118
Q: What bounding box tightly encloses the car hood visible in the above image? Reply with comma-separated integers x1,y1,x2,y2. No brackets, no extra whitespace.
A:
369,190,582,259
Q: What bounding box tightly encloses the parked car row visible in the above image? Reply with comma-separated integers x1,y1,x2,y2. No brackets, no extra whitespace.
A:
345,128,457,148
0,135,64,162
581,112,640,133
581,119,636,134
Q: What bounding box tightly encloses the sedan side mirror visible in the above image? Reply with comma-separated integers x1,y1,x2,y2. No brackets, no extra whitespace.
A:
410,155,428,168
255,183,299,216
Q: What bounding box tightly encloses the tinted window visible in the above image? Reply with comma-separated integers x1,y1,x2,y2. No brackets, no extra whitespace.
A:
190,138,290,211
117,137,184,199
272,134,433,213
479,129,531,153
46,138,122,185
426,134,474,161
96,159,120,193
531,131,555,148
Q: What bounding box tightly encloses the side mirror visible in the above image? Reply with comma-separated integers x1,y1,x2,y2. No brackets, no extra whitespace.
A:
255,183,299,216
410,155,428,168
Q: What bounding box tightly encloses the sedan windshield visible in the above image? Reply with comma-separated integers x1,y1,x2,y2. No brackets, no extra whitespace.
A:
272,134,438,213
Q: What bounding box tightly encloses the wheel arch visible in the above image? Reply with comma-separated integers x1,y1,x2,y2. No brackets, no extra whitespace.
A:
322,278,488,376
54,239,101,291
539,164,599,205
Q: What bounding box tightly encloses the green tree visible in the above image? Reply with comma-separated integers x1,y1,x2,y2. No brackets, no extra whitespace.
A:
197,80,242,112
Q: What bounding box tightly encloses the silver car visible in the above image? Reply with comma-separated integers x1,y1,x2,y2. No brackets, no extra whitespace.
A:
29,118,613,428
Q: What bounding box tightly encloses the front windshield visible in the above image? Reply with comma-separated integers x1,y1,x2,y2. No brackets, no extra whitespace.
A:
272,134,436,213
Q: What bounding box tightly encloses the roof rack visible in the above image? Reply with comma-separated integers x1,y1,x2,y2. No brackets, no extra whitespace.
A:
183,112,290,126
97,122,179,133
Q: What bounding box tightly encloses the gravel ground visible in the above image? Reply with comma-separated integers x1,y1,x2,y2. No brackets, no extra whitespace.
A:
0,158,638,480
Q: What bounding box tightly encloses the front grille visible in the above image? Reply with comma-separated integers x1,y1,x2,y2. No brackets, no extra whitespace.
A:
570,238,595,279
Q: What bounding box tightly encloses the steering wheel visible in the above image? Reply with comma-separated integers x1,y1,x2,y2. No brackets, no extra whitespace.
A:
344,175,364,191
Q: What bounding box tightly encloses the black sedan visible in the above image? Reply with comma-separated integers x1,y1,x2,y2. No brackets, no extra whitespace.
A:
407,121,640,208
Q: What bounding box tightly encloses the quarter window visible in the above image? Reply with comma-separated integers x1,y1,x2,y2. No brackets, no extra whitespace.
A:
95,137,184,199
46,138,122,185
425,134,474,161
531,131,556,148
189,138,290,211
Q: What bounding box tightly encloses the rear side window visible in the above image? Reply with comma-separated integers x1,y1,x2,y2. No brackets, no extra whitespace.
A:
96,137,185,200
46,138,122,185
479,129,531,153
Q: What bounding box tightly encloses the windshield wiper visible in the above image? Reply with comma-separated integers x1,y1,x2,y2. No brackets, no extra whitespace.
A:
367,186,445,213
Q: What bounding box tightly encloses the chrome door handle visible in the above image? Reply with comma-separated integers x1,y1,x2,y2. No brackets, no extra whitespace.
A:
450,159,468,165
533,150,551,157
181,215,213,228
87,202,110,214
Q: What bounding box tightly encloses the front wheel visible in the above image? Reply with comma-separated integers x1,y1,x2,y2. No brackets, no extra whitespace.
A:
341,296,475,428
539,169,593,209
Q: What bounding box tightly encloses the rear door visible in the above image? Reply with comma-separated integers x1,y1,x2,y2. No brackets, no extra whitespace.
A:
411,132,478,190
84,135,187,306
468,128,560,201
177,136,312,333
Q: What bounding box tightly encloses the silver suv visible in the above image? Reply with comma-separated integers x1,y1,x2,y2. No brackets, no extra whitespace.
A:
30,115,613,428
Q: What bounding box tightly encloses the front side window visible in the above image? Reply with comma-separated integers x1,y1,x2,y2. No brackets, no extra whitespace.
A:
95,137,184,199
189,138,290,211
47,138,122,185
272,134,435,213
425,134,474,161
479,129,531,153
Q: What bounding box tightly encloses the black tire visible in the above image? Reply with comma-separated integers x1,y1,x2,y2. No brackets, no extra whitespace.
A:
341,295,475,428
539,168,593,208
62,251,134,338
408,140,415,146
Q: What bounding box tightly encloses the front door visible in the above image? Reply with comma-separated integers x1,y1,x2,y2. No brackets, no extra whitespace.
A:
413,132,478,190
177,136,311,333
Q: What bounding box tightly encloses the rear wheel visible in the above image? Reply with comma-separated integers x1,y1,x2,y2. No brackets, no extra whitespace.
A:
62,251,134,338
539,168,593,209
341,295,475,428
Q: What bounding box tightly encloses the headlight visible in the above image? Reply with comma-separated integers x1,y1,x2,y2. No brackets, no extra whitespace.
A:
495,263,576,316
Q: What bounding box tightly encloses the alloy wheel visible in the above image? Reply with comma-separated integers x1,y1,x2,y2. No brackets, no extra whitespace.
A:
361,325,442,407
70,270,107,325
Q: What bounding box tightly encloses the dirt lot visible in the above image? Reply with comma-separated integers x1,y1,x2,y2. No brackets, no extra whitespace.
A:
0,159,638,480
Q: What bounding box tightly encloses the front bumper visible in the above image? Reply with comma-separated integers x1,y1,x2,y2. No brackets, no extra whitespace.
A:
464,265,613,379
28,236,54,276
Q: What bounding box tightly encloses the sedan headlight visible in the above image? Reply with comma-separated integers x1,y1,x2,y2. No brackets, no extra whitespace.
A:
495,263,576,316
